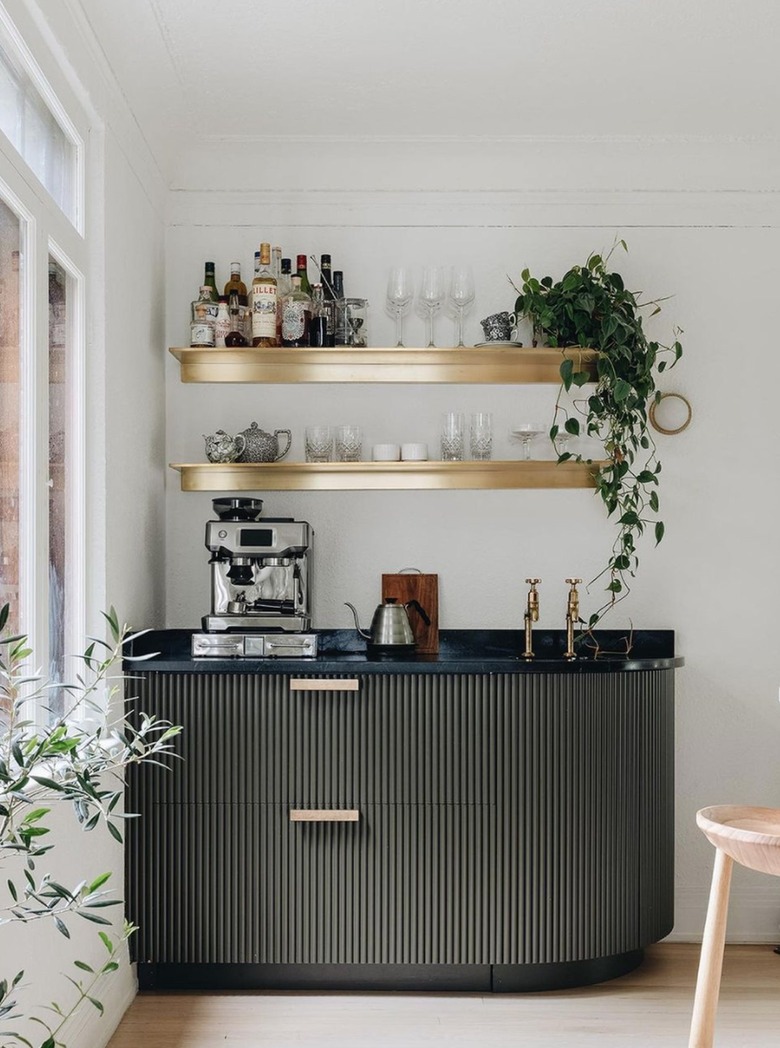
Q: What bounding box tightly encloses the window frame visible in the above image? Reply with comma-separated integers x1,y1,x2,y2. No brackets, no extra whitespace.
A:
0,2,91,716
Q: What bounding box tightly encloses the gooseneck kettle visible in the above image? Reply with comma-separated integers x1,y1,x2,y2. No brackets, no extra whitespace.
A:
345,598,430,649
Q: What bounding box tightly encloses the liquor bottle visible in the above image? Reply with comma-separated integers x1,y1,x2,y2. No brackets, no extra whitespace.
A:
225,289,249,347
190,302,215,347
332,270,346,345
191,285,215,322
214,296,230,347
319,255,335,346
319,255,334,298
309,283,328,347
203,262,219,304
272,246,282,280
276,258,293,344
223,262,247,300
251,242,278,347
296,254,312,296
281,275,312,348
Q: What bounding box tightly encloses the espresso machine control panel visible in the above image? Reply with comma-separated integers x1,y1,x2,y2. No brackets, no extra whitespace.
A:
192,498,317,658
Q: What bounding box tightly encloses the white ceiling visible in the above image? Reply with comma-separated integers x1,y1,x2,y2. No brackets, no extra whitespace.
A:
76,0,780,179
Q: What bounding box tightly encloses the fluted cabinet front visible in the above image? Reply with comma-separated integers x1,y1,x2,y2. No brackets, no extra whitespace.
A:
126,670,674,972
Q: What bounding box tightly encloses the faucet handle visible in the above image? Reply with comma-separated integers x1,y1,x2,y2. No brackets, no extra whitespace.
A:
525,578,541,585
565,578,582,586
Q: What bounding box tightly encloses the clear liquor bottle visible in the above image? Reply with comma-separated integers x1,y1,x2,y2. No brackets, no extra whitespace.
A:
191,284,215,322
214,296,230,347
190,302,215,347
251,242,278,347
276,257,292,344
281,275,312,348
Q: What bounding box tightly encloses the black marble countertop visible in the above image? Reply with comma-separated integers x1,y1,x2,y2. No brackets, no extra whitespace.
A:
125,629,683,675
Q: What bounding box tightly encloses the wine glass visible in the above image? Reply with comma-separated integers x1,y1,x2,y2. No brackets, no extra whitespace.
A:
386,267,413,348
419,266,446,347
449,266,475,347
511,422,545,461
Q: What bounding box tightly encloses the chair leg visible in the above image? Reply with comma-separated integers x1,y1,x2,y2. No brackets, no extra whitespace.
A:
688,847,733,1048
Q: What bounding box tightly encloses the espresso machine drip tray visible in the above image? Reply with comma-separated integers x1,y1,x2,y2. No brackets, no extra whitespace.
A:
192,632,318,659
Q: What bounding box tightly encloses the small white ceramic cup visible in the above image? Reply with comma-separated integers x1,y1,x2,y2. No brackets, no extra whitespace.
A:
401,442,428,461
372,443,401,461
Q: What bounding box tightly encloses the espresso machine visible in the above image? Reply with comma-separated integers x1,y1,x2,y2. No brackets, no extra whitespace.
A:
192,497,317,658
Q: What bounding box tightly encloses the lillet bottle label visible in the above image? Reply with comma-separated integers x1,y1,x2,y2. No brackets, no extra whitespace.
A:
252,285,277,338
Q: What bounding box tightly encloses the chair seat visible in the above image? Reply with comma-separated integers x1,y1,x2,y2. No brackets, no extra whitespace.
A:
697,805,780,876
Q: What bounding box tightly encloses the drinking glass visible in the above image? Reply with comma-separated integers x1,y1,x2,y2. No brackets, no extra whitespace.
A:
449,266,475,347
386,267,413,347
512,422,544,461
305,425,333,463
335,424,362,462
419,266,446,348
440,412,465,461
469,412,493,461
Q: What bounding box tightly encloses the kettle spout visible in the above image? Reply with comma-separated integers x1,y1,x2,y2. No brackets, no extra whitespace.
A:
344,602,371,640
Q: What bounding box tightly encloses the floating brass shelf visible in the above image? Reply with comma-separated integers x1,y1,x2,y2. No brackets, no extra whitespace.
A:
170,460,604,493
169,346,599,384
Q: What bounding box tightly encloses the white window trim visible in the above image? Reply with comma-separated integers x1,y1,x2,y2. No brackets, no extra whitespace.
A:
0,10,91,715
0,0,84,232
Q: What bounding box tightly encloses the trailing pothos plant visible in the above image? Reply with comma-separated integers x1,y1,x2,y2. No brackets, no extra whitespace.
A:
0,605,181,1048
512,242,683,628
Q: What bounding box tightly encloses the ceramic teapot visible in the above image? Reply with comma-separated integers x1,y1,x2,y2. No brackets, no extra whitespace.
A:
203,429,246,464
237,421,292,463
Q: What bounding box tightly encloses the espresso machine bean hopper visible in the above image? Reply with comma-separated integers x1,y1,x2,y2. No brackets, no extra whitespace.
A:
192,497,317,658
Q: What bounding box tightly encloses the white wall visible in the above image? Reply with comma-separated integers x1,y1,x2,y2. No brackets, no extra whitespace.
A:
165,140,780,944
1,3,166,1046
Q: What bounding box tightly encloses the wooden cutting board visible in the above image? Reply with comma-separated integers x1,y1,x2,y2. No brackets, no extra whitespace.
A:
381,571,439,653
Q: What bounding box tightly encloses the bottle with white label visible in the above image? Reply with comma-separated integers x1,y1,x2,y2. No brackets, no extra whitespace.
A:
190,303,215,347
214,296,230,347
281,275,312,348
251,242,278,347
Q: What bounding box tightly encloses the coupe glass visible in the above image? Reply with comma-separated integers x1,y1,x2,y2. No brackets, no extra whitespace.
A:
449,266,475,347
386,267,413,347
512,422,544,461
419,266,446,348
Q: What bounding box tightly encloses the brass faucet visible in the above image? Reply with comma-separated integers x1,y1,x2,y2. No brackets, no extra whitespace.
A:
523,579,541,660
564,578,582,660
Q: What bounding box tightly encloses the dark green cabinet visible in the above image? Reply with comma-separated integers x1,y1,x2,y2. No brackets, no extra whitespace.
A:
127,669,674,990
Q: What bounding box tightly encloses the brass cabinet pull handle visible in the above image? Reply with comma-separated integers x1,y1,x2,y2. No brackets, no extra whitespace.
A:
289,679,360,692
289,809,360,823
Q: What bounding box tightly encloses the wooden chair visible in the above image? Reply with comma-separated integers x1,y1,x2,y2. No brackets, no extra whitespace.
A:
689,805,780,1047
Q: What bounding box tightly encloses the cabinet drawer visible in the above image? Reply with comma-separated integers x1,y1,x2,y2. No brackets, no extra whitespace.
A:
128,801,497,967
130,672,495,806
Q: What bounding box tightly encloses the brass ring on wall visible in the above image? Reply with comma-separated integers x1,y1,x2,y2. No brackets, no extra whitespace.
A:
649,392,692,435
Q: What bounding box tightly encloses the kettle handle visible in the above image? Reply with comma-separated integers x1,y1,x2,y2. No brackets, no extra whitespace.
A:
405,599,431,626
274,429,292,461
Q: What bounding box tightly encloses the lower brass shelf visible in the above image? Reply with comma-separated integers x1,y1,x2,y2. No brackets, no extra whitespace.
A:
170,460,604,492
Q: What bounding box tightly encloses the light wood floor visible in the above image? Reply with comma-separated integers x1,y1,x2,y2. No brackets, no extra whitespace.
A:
108,944,780,1047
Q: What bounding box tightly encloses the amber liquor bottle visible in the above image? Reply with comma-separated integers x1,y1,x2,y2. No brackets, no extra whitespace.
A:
251,242,278,347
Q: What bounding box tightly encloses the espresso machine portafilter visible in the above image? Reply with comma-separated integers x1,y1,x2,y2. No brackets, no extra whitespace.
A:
192,498,317,658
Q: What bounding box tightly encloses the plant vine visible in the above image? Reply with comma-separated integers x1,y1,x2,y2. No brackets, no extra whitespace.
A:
512,242,683,626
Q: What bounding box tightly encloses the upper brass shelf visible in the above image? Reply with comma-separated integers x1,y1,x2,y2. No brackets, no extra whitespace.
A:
168,346,599,384
170,459,604,492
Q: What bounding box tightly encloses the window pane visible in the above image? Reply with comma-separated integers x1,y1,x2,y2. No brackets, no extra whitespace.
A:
0,199,20,727
0,30,76,222
48,258,68,714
